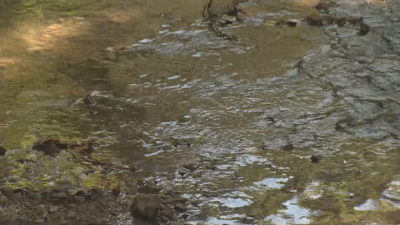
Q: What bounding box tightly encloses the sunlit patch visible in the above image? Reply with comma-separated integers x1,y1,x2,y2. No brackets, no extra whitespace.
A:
251,177,290,190
17,17,90,52
355,199,380,211
302,181,323,200
0,58,17,68
102,8,143,24
293,0,321,7
266,196,312,225
364,0,386,5
382,180,400,202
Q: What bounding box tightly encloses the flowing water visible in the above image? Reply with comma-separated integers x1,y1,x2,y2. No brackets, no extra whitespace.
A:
1,0,400,224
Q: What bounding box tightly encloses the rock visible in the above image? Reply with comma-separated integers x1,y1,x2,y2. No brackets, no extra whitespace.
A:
0,146,6,156
275,20,297,27
306,15,324,27
87,189,100,199
59,220,73,225
311,155,321,163
161,210,178,222
313,1,337,13
10,192,22,201
347,16,363,25
73,195,85,203
30,199,40,206
111,185,120,197
160,202,168,210
32,140,66,156
66,211,78,219
49,205,60,213
130,194,162,223
174,202,188,212
336,18,346,28
50,191,67,199
162,196,188,205
183,163,198,171
0,195,8,204
125,185,138,195
67,203,76,208
0,187,14,196
28,192,42,200
83,94,95,105
178,170,188,176
34,218,45,224
359,22,370,36
36,204,47,214
281,143,293,152
138,183,162,194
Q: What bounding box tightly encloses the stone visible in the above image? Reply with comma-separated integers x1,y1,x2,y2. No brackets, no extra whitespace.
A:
49,205,60,213
73,195,85,204
183,163,198,171
0,146,6,156
111,185,120,197
34,219,45,224
50,191,67,199
125,185,138,195
359,22,370,36
161,210,178,222
130,194,162,223
138,183,162,194
0,187,14,196
28,192,42,200
306,14,324,27
87,189,100,199
83,94,95,105
162,197,187,205
0,195,8,204
313,1,337,13
174,202,188,212
66,211,78,219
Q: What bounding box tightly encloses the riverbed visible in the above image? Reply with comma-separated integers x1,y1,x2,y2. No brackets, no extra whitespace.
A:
1,0,400,224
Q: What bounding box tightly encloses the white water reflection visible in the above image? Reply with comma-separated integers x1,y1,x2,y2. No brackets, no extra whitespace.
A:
251,177,290,190
267,196,311,225
354,199,380,211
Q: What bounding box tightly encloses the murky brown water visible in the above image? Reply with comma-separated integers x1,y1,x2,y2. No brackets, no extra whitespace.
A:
1,0,400,224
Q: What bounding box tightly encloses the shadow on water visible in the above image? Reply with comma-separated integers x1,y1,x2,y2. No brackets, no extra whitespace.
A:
1,0,400,224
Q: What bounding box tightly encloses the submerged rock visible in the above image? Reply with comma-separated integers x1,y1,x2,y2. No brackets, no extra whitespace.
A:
306,15,324,27
313,1,337,13
32,140,67,156
0,146,6,156
111,184,120,197
161,210,178,222
359,22,370,36
130,194,162,223
138,183,162,194
83,94,95,105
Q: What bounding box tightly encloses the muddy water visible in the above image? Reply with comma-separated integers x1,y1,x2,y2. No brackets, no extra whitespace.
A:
1,0,400,224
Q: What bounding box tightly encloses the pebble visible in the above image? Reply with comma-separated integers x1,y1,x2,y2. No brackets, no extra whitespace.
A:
66,211,78,219
73,195,85,204
50,191,67,199
0,195,8,204
163,197,187,205
28,192,42,200
138,183,162,194
0,146,6,156
49,205,60,212
34,219,45,224
174,202,188,212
